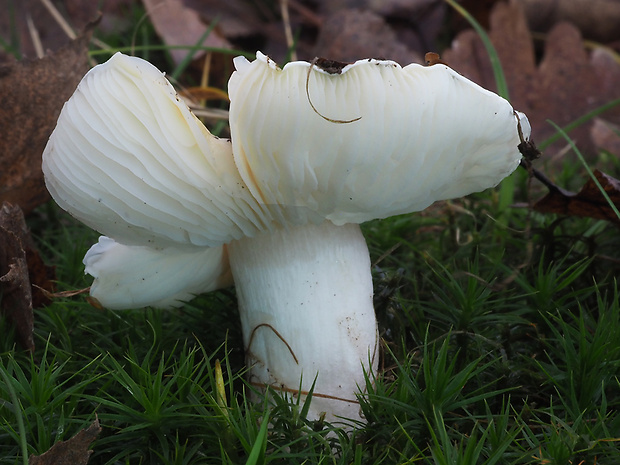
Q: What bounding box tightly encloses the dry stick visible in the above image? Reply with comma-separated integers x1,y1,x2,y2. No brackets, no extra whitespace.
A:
199,52,212,109
499,111,579,289
279,0,297,62
514,110,565,194
289,0,323,27
495,113,543,290
26,13,44,58
39,0,106,63
34,284,90,299
305,58,362,124
190,107,230,120
372,243,402,268
40,0,76,39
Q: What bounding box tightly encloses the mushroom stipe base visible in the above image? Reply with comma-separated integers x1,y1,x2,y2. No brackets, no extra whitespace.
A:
228,221,379,426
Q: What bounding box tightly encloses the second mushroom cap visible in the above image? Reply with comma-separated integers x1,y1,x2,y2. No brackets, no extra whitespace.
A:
229,51,530,226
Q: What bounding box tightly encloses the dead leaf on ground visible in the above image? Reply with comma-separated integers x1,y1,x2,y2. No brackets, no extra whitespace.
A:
591,118,620,158
0,202,55,351
29,418,101,465
532,170,620,224
314,0,445,62
142,0,231,65
442,0,620,161
0,204,38,351
518,0,620,43
0,20,96,214
314,8,421,64
183,0,266,39
0,0,99,59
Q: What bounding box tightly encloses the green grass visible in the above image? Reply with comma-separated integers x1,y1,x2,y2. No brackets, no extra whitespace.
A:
2,178,620,464
3,4,620,463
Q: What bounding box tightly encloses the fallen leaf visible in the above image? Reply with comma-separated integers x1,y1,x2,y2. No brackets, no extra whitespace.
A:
442,0,620,160
0,0,99,59
0,202,55,351
532,170,620,224
0,203,35,351
518,0,620,43
313,1,445,63
318,0,441,17
313,8,422,64
591,118,620,157
29,419,101,465
142,0,231,65
183,0,265,39
0,21,95,214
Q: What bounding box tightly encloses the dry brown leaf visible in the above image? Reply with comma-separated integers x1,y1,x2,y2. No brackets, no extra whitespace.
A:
442,0,620,160
0,21,95,214
314,8,422,64
314,0,446,62
29,419,101,465
319,0,441,17
532,170,620,224
591,119,620,156
183,0,265,39
518,0,620,43
0,0,99,59
0,203,35,351
142,0,231,65
0,202,55,351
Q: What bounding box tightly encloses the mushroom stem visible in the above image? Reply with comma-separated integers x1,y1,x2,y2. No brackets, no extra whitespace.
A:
227,221,378,426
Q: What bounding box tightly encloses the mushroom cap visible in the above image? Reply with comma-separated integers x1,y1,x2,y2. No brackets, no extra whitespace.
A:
41,52,265,308
42,52,267,251
229,52,530,226
44,51,530,251
84,237,232,309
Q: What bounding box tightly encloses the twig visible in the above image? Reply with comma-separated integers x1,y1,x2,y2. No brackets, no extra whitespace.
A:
289,0,322,27
40,0,76,39
279,0,297,61
26,13,44,58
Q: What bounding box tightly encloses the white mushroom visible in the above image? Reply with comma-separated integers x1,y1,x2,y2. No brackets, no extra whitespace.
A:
42,51,531,427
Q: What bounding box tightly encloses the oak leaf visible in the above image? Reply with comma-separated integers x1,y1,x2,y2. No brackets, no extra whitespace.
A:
519,0,620,43
142,0,231,65
532,170,620,225
314,8,421,64
29,419,101,465
0,203,56,352
0,21,95,213
442,0,620,160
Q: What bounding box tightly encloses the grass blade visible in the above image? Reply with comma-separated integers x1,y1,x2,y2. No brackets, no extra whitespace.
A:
444,0,509,100
0,359,28,465
245,412,270,465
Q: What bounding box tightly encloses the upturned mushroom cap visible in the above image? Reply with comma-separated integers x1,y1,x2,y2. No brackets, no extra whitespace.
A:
44,51,530,249
83,236,232,309
42,53,256,308
42,52,267,251
229,52,530,226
